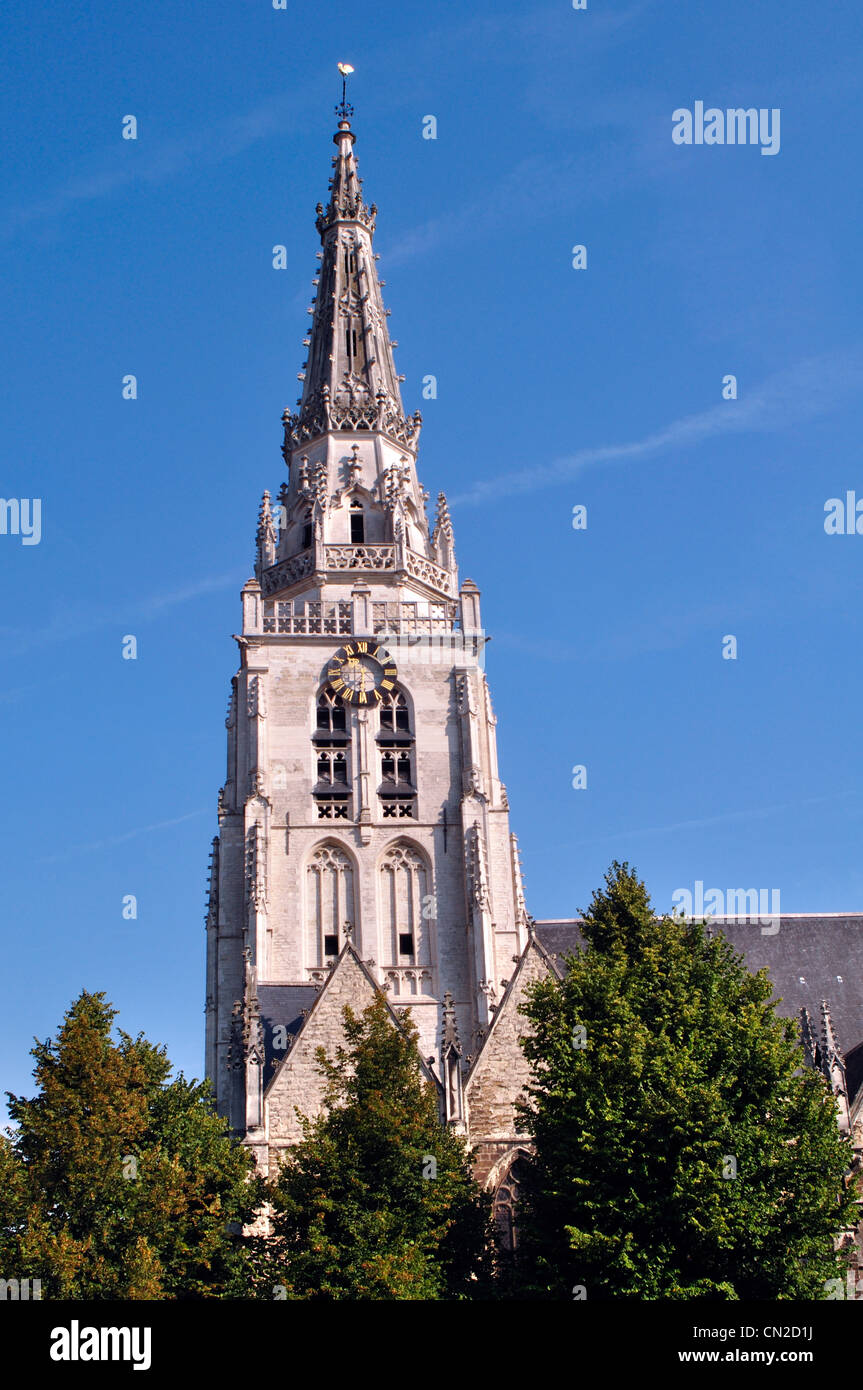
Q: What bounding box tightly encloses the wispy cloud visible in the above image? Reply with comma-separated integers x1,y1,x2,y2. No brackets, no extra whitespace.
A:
1,92,306,239
37,809,210,864
0,568,245,657
566,792,857,849
450,349,863,506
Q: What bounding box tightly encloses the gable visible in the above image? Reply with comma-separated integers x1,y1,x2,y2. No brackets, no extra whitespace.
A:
265,947,440,1151
266,951,382,1147
464,939,553,1144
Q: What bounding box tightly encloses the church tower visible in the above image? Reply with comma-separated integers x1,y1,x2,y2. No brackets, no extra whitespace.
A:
204,99,530,1174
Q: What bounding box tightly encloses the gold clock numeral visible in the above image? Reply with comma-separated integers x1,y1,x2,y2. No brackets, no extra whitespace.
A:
358,690,367,704
380,680,394,691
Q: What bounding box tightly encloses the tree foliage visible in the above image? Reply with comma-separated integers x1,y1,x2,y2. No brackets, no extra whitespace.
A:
1,991,260,1298
513,862,857,1300
259,991,492,1299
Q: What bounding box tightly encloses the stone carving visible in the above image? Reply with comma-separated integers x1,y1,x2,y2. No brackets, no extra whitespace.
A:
511,832,529,930
384,967,434,998
284,388,421,450
347,444,362,486
456,674,476,717
431,492,456,571
256,491,276,560
261,550,314,596
382,456,412,510
246,677,258,718
263,599,353,635
405,548,453,595
482,674,498,727
338,291,364,318
312,460,328,509
247,768,269,803
325,544,395,571
316,194,377,237
465,824,491,912
245,823,268,911
463,764,484,799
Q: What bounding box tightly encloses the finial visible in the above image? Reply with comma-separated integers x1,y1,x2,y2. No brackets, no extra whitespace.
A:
336,62,355,122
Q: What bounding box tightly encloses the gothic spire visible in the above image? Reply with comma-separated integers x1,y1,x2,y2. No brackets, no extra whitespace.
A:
283,111,422,457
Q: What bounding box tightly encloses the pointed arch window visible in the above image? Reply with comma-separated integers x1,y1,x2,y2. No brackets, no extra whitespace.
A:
314,692,350,819
301,510,313,551
306,844,355,969
379,690,411,732
377,690,415,819
493,1153,528,1255
316,690,347,734
379,842,431,971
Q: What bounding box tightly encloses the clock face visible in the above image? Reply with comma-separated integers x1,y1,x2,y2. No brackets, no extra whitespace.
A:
326,641,397,706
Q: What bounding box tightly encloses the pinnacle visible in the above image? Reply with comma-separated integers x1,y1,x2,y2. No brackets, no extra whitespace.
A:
285,117,418,459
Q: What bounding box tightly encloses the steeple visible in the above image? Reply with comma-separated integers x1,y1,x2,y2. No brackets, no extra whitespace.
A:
283,111,422,458
207,86,531,1174
259,87,459,611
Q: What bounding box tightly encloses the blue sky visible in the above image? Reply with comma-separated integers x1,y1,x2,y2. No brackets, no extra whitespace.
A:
2,0,861,1106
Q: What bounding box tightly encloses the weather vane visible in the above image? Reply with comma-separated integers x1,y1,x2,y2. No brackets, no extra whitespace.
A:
336,62,354,121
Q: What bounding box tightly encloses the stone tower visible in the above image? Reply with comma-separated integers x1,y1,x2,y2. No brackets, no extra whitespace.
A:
204,107,531,1175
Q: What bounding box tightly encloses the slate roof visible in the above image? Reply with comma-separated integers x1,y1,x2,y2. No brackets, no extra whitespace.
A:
535,915,863,1060
709,915,863,1058
258,983,318,1082
533,921,586,971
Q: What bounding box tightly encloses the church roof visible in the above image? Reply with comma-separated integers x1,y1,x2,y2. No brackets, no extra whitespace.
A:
534,915,863,1066
257,984,318,1080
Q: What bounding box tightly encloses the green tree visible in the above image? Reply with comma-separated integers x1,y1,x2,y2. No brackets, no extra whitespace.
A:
1,991,261,1298
259,991,492,1299
513,862,857,1300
